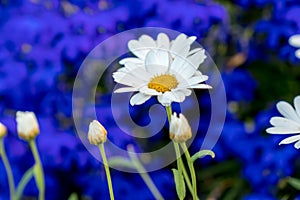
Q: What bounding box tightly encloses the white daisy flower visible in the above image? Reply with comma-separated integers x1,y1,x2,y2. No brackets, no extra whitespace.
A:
119,33,199,65
288,34,300,59
16,111,40,141
266,95,300,149
113,45,211,106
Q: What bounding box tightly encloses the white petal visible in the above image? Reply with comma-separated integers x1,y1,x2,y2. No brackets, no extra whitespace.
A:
189,84,212,89
294,96,300,117
157,33,170,49
139,35,156,48
277,101,300,123
139,86,161,95
187,48,202,56
289,35,300,48
187,36,197,44
119,57,143,65
270,117,300,129
279,135,300,145
128,40,150,60
145,50,168,75
186,49,206,69
130,93,152,106
159,91,186,104
171,34,189,57
296,49,300,59
294,140,300,149
171,54,187,73
112,71,144,87
177,75,208,88
266,127,300,134
114,87,138,93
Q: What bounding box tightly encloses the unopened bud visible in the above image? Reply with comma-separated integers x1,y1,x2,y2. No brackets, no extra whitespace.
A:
88,120,107,145
16,111,39,141
169,113,192,143
0,122,7,138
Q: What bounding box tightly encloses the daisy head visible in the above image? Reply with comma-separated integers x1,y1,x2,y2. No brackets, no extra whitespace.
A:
88,120,107,145
16,111,40,141
113,33,211,106
266,95,300,149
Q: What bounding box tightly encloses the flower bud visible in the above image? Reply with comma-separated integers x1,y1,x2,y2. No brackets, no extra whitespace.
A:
88,120,107,145
0,122,7,138
169,113,192,143
16,111,39,141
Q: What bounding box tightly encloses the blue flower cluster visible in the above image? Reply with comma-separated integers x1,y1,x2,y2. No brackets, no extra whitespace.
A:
0,0,300,199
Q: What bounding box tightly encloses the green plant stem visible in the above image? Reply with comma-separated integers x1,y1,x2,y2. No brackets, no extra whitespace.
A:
0,138,15,200
181,142,198,200
29,140,45,200
165,105,194,198
179,155,193,194
99,143,115,200
173,142,184,200
127,145,164,200
15,167,34,200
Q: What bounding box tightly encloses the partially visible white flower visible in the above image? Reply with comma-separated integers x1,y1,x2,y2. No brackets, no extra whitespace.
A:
266,95,300,149
113,47,211,106
288,34,300,59
0,122,7,138
169,113,192,143
88,120,107,145
119,33,198,65
16,111,39,141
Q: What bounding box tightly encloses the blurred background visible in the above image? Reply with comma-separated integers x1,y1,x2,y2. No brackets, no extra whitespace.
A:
1,0,300,199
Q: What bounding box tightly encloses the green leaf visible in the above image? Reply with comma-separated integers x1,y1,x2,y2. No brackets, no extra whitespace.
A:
172,169,186,200
15,166,34,199
191,150,215,163
33,164,43,190
68,193,79,200
287,177,300,190
108,156,135,169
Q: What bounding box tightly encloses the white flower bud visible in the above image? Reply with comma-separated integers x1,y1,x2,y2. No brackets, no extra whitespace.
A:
169,113,192,143
16,111,39,141
88,120,107,145
0,122,7,138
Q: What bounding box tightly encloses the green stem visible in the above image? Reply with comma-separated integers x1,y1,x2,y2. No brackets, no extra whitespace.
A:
0,138,15,200
173,142,184,200
181,142,198,200
127,145,164,200
179,156,193,194
165,105,172,122
29,140,45,200
15,167,34,200
99,143,115,200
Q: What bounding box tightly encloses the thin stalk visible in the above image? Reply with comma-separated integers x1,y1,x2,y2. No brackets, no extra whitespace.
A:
127,145,164,200
99,143,115,200
179,156,193,194
29,140,45,200
181,142,198,200
0,138,15,200
173,142,184,200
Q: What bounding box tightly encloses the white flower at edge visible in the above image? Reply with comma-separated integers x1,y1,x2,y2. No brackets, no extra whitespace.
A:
88,120,107,145
169,113,192,142
288,34,300,59
113,47,211,106
119,33,199,65
266,95,300,149
16,111,39,140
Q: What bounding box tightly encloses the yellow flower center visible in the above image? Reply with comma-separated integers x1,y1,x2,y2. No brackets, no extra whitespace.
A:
148,74,178,93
